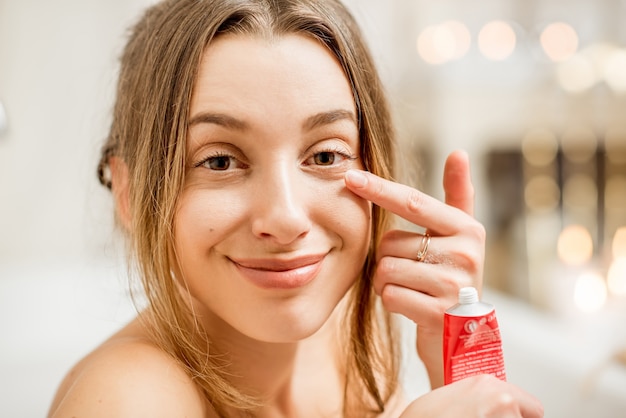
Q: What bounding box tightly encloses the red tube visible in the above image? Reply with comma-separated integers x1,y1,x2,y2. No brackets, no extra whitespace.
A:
443,287,507,385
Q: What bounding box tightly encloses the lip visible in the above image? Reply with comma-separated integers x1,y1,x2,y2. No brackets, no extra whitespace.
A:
230,253,327,290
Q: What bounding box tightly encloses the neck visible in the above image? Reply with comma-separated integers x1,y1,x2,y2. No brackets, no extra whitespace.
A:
197,301,347,417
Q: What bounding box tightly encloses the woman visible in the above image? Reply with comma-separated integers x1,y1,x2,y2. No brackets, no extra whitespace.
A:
48,0,543,417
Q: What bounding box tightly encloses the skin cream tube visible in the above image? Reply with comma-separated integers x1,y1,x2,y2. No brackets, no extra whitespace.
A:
443,287,507,385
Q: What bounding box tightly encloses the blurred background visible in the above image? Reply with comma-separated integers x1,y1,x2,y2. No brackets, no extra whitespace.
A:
1,0,625,416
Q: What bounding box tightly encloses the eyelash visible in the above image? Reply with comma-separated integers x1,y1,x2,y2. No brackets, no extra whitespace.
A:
193,151,246,170
193,145,358,171
304,146,358,167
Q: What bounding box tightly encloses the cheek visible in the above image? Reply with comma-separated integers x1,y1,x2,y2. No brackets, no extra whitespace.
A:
343,193,372,256
173,189,247,255
314,180,372,253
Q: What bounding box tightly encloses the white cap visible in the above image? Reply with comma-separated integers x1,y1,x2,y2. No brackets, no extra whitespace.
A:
458,287,479,304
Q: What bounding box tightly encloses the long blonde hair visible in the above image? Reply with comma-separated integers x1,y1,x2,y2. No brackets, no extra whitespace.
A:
98,0,399,415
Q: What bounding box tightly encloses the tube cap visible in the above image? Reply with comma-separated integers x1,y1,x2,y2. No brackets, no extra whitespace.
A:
458,287,479,304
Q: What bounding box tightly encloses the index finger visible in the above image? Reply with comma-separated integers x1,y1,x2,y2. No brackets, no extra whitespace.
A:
344,169,469,236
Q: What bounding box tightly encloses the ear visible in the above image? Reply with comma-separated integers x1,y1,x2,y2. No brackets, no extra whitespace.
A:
109,156,132,230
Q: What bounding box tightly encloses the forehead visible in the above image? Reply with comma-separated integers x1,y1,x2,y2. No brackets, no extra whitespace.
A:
189,33,356,119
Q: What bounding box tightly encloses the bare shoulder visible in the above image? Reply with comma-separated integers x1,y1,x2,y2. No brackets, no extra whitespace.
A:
48,318,208,418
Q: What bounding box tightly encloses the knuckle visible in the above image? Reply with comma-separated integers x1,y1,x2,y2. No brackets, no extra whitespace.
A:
380,285,400,312
496,392,517,408
439,273,459,294
462,250,483,274
482,394,518,417
471,375,524,416
464,219,486,242
472,221,487,242
406,189,425,214
376,256,397,277
449,245,483,275
468,374,492,387
439,276,465,310
473,373,495,385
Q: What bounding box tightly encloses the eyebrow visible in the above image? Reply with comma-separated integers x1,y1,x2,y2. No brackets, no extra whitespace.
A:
188,109,357,132
302,109,357,132
188,113,248,130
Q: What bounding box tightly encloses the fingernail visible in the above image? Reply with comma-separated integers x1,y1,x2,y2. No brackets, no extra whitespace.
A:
345,169,367,188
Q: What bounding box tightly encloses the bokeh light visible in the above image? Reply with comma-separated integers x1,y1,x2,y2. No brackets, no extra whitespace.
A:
525,175,560,212
440,20,472,60
521,128,559,166
607,258,626,296
574,271,607,312
557,43,620,93
560,126,597,163
557,224,594,266
556,53,596,93
604,49,626,93
417,21,471,65
540,22,579,62
417,25,449,65
563,174,597,210
478,20,517,61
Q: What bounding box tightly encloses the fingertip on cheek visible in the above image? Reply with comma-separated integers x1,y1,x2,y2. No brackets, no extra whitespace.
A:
345,169,368,188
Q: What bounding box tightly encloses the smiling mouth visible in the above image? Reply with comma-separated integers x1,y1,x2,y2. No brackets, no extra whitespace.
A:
230,254,327,290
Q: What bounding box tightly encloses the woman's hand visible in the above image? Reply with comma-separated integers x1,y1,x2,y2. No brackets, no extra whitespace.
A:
345,150,485,388
400,375,544,418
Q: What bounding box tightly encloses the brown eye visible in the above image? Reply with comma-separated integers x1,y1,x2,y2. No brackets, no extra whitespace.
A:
209,156,231,170
313,151,336,166
205,156,232,170
193,147,248,172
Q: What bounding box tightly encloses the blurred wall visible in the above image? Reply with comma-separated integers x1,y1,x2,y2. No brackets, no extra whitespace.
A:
0,0,159,263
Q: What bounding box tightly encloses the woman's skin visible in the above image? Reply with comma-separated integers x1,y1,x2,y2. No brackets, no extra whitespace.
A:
176,32,369,346
48,32,543,418
172,32,370,416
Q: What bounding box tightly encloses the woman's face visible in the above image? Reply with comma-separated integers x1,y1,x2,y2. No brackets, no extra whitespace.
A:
174,33,371,343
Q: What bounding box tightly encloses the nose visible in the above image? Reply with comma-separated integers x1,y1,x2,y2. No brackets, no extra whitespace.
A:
250,164,312,245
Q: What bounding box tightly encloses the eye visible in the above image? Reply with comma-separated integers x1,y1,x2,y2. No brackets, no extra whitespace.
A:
313,151,337,166
206,155,233,170
305,146,357,167
194,152,246,171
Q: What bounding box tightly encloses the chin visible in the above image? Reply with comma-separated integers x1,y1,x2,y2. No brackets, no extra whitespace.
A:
243,299,341,344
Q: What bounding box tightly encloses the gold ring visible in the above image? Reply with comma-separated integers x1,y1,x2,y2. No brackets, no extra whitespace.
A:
416,232,431,262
